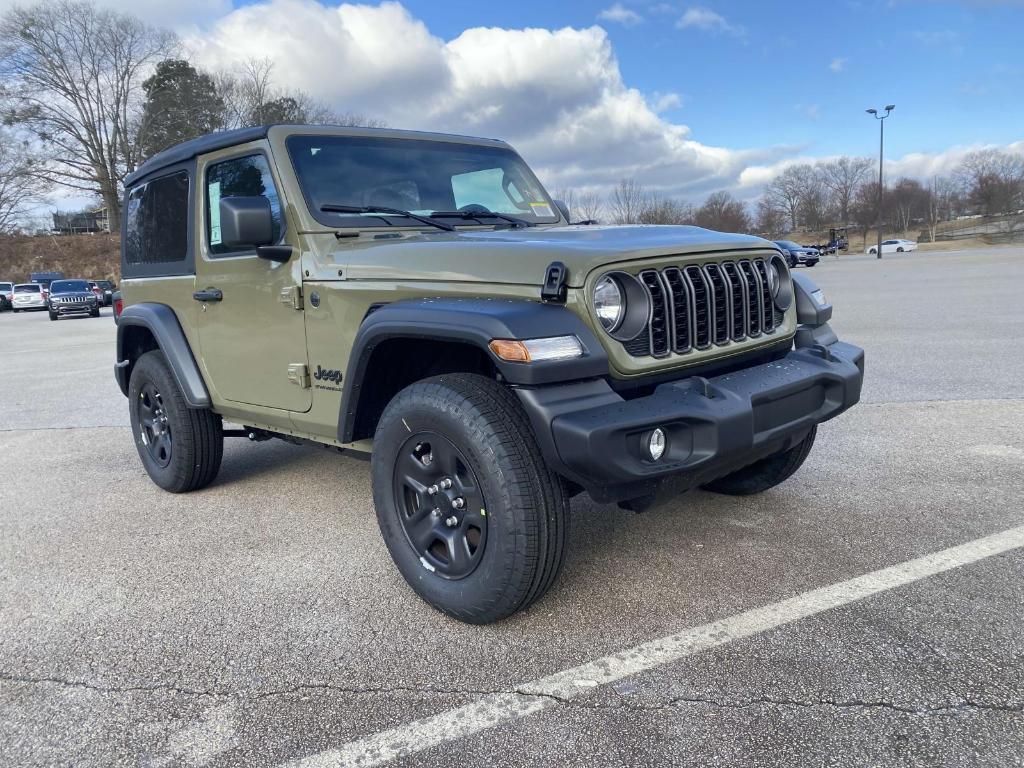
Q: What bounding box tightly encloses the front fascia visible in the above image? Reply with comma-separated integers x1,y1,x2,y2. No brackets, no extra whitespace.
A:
577,247,798,378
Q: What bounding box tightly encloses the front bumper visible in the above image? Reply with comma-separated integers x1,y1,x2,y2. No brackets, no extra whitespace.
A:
516,334,863,502
51,302,96,315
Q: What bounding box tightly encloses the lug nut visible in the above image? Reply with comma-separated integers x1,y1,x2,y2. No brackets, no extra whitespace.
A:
431,507,441,517
452,497,465,510
427,484,439,495
445,515,459,527
439,478,453,490
421,453,433,466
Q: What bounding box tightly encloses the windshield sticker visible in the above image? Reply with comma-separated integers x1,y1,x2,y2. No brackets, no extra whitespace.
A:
529,202,554,218
208,181,222,245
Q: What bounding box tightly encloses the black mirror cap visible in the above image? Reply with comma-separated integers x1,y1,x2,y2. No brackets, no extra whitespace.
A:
256,245,294,263
219,196,274,248
553,199,571,223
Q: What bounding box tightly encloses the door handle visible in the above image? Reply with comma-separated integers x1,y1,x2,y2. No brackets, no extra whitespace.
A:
193,289,223,302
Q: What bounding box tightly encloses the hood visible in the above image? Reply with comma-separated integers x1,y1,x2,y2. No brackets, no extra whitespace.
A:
334,225,776,287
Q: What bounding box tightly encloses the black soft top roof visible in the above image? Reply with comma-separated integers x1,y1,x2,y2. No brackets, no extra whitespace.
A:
125,126,269,187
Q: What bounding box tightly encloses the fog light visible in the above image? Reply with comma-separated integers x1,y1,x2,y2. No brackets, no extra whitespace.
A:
646,428,666,461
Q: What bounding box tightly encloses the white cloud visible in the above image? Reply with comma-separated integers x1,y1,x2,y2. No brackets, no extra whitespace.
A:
829,57,846,72
186,1,786,199
597,3,643,26
651,91,683,112
676,7,744,36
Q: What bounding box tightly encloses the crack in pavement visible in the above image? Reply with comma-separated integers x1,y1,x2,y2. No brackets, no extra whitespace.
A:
3,673,1021,718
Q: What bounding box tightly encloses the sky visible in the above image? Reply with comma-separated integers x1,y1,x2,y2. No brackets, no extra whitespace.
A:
8,0,1024,209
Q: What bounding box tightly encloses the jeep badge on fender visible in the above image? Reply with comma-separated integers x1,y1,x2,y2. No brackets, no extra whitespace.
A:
114,125,864,624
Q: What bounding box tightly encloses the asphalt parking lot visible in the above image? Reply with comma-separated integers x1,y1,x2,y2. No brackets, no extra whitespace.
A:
2,246,1023,767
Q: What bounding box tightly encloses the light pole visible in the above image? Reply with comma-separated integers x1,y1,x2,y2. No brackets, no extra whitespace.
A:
865,105,894,259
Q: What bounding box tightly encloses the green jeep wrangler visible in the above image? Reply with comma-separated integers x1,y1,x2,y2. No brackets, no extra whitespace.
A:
116,125,863,623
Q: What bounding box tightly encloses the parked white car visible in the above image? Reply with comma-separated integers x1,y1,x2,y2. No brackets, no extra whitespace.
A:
11,283,48,311
867,239,917,255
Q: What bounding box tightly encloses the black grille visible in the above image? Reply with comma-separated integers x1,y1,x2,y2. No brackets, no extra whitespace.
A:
702,263,730,345
683,266,711,349
624,257,780,358
721,261,747,342
662,268,691,353
638,270,670,358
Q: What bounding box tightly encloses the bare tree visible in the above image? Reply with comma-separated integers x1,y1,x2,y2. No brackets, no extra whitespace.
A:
608,178,647,224
954,148,1024,216
0,131,41,233
574,190,604,223
217,58,385,129
754,197,786,238
0,1,177,231
638,193,694,224
694,190,750,233
886,177,931,234
764,166,806,231
818,157,872,224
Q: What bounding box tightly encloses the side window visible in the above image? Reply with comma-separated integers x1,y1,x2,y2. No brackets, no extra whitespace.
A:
124,171,190,266
206,154,282,256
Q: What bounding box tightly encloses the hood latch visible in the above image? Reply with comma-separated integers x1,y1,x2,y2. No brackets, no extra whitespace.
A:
541,261,568,303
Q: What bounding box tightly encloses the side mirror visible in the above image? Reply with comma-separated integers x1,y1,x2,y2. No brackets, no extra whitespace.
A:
219,197,274,248
553,199,571,222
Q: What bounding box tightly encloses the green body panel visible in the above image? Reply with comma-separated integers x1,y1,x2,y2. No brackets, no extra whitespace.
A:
123,125,797,453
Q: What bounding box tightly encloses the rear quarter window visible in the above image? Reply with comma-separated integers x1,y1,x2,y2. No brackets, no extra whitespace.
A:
122,167,193,278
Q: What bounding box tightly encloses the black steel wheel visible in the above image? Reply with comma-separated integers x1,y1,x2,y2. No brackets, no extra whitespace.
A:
128,350,223,493
393,431,488,580
372,373,569,624
137,382,172,468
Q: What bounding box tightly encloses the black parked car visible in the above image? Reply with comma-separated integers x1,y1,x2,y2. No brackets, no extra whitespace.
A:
47,279,101,321
773,240,819,268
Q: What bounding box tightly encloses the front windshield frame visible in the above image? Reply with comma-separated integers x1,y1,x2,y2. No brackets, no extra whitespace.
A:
286,134,560,230
50,280,89,293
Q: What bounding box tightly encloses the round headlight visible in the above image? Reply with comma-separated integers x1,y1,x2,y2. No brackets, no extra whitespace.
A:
769,253,793,311
594,275,624,332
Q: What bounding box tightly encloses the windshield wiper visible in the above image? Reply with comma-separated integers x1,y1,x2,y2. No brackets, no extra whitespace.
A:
429,210,535,228
320,204,455,232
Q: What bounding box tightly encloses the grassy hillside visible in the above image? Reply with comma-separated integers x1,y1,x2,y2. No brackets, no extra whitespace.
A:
0,234,120,284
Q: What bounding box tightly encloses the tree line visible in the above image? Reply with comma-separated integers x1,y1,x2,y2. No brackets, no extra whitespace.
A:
0,0,383,233
561,147,1024,243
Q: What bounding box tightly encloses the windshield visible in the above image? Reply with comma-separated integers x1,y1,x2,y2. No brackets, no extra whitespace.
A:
775,241,802,249
15,284,40,293
50,280,89,293
287,135,559,228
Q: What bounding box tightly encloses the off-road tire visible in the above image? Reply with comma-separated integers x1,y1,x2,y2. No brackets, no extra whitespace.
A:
48,310,57,321
702,426,817,496
371,373,569,624
128,350,223,493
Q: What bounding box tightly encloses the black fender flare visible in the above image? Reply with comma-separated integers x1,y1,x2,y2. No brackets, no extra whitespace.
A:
338,297,608,443
116,303,211,408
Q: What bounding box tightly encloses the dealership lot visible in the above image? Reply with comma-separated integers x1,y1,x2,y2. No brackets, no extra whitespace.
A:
1,247,1022,767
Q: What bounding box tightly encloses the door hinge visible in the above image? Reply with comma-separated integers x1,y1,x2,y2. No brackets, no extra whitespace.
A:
280,285,303,310
287,363,311,388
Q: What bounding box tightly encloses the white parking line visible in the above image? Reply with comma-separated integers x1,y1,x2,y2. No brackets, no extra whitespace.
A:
282,524,1024,768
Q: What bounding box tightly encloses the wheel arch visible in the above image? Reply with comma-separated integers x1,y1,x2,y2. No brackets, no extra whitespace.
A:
116,303,211,408
338,297,608,443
